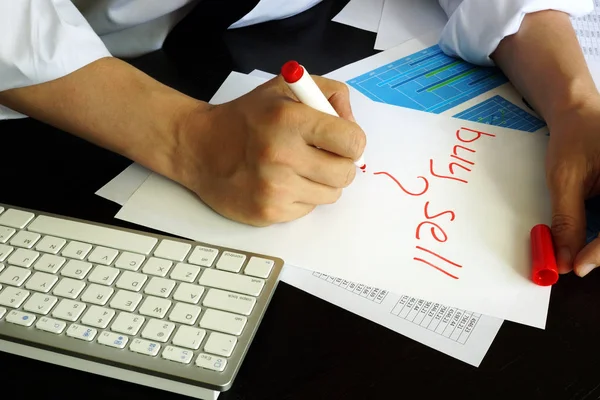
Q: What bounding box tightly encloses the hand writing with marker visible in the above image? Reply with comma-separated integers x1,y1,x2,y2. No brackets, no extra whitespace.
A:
175,76,366,227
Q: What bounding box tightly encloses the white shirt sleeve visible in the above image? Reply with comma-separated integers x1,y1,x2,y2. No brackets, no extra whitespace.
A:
0,0,112,119
437,0,594,66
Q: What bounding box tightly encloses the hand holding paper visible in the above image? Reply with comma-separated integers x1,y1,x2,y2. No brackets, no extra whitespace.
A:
173,74,365,227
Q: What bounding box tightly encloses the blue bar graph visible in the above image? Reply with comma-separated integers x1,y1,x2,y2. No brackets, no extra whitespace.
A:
346,45,508,114
452,96,546,132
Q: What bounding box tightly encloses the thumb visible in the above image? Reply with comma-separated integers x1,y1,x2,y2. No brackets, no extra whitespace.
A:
548,172,587,274
311,75,356,122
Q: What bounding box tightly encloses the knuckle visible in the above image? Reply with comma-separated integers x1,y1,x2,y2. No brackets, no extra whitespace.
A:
551,213,577,237
348,127,367,159
257,143,282,164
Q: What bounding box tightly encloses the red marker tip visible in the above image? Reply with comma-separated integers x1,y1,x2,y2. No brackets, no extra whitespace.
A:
281,60,304,84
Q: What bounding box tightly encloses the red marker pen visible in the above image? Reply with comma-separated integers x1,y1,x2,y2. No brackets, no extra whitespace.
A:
281,60,366,170
530,224,559,286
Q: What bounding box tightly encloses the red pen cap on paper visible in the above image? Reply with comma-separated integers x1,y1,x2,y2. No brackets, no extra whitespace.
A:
530,224,559,286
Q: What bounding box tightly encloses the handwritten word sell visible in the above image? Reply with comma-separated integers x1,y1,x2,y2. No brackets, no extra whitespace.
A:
374,127,496,279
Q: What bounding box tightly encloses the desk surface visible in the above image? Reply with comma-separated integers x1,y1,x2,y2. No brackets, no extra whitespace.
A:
3,1,600,399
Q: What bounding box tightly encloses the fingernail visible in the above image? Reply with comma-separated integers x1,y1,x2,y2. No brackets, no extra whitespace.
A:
577,263,596,277
557,246,572,273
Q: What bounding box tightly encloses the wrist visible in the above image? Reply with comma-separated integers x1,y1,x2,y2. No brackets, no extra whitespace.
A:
543,77,600,131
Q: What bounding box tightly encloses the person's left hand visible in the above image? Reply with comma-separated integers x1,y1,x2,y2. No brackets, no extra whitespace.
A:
545,96,600,277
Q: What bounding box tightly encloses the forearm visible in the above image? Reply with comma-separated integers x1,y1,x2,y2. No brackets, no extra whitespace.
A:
0,57,206,179
491,10,599,128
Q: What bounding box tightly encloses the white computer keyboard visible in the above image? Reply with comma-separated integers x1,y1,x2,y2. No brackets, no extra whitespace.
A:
0,203,283,394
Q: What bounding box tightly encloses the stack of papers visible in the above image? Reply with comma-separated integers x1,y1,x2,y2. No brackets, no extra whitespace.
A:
96,29,560,366
332,0,600,87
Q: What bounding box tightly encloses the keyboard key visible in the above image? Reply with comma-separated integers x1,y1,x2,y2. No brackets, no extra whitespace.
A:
61,241,92,260
173,283,204,304
25,272,58,293
114,252,145,271
144,277,176,298
23,293,58,315
0,227,15,244
141,319,175,343
9,230,40,249
116,271,147,292
200,309,246,335
111,312,145,335
202,289,256,316
162,346,194,364
98,331,128,349
35,236,66,254
60,260,92,280
88,265,120,286
67,324,97,341
88,246,119,265
130,338,160,356
0,264,3,273
216,251,246,273
244,257,274,278
172,326,206,350
81,284,114,306
170,263,200,283
0,266,31,286
7,248,39,268
6,310,36,326
154,240,191,262
28,215,158,255
0,287,30,308
33,254,65,274
188,246,218,267
168,302,201,325
0,209,34,229
195,353,226,372
0,307,5,319
36,316,67,334
52,299,86,321
52,278,86,299
109,290,142,312
0,244,14,261
81,306,115,329
199,268,264,296
138,296,171,319
141,257,172,277
204,332,237,357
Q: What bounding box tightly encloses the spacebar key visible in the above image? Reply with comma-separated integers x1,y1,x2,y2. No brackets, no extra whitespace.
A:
27,215,158,255
199,269,264,296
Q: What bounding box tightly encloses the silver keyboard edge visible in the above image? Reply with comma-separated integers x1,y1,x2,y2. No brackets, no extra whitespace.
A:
0,203,284,392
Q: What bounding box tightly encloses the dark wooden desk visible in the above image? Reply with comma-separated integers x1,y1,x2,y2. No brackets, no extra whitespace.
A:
3,1,600,399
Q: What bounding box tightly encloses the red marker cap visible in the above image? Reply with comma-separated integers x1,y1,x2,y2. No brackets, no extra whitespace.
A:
530,224,559,286
281,60,304,83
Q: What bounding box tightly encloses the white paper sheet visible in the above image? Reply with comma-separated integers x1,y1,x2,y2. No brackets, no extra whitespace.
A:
280,265,502,366
116,72,551,328
332,0,384,33
374,0,447,51
95,163,151,206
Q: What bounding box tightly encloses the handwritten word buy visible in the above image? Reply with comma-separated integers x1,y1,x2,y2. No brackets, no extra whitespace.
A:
374,127,496,279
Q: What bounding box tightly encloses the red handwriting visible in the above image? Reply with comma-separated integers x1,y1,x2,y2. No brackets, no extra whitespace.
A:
373,127,495,280
372,171,429,196
414,246,462,279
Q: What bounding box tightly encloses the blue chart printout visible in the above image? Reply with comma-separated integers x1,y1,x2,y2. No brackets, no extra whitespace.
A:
347,44,508,114
452,95,546,133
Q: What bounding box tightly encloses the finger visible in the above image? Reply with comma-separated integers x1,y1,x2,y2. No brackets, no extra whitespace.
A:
548,169,587,274
294,145,357,188
311,75,356,122
295,175,343,205
301,111,366,162
573,235,600,277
